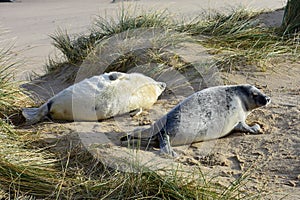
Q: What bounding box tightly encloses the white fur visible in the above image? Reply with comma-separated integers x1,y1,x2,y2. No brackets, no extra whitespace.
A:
23,72,166,124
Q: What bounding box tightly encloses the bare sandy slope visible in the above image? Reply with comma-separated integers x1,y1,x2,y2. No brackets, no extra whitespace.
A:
0,0,286,80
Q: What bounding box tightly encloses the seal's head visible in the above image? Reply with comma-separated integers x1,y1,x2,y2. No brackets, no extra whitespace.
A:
237,84,271,111
155,82,167,96
103,71,125,81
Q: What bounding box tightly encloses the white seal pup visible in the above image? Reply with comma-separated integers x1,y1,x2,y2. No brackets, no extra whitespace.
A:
22,72,166,125
121,84,271,157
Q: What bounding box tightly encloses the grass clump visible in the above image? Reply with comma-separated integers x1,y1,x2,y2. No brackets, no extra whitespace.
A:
93,7,171,36
178,8,300,70
0,30,33,124
0,40,21,118
176,8,259,36
0,131,60,198
50,8,172,65
50,29,87,65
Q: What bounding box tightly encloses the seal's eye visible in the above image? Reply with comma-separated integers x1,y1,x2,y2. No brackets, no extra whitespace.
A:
109,74,117,81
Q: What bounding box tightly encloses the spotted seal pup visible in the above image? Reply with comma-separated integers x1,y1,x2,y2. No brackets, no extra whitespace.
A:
22,72,166,125
121,84,271,157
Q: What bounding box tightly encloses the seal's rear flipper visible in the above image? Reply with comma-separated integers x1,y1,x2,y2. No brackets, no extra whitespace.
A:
22,108,42,125
22,103,50,125
120,130,159,149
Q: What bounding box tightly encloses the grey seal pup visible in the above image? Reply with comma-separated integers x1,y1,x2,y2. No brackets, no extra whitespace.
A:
23,72,166,125
121,84,271,157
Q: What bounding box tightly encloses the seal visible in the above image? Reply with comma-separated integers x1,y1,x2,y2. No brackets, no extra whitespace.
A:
121,84,271,157
22,72,166,125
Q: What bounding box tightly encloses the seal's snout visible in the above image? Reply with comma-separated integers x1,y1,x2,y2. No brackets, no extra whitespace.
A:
159,82,167,91
265,96,271,105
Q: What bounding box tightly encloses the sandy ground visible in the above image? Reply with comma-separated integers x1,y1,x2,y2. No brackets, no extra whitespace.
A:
0,0,286,80
2,0,299,199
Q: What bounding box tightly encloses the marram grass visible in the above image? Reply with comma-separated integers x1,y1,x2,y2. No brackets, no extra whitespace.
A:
0,123,64,199
0,44,21,119
50,8,172,65
177,7,300,70
0,30,33,123
176,7,260,36
49,7,300,74
200,28,300,71
178,8,300,70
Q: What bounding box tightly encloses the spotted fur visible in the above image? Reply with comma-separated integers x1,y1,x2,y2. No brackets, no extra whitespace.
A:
121,84,271,157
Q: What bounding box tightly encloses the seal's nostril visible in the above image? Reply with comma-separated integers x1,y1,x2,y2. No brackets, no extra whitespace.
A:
266,96,271,103
159,82,167,90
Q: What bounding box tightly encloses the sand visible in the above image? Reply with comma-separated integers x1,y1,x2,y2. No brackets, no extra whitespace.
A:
2,0,300,199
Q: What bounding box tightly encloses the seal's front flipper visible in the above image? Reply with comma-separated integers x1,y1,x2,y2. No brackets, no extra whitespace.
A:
158,133,178,157
130,108,143,117
233,121,261,134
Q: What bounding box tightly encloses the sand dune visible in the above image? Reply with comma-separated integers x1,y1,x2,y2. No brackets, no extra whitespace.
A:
0,0,286,80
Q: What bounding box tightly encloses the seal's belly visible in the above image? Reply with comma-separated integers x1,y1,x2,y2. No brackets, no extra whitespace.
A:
170,116,240,146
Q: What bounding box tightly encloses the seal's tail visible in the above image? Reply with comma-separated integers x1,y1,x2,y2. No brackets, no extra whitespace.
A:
22,103,49,125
